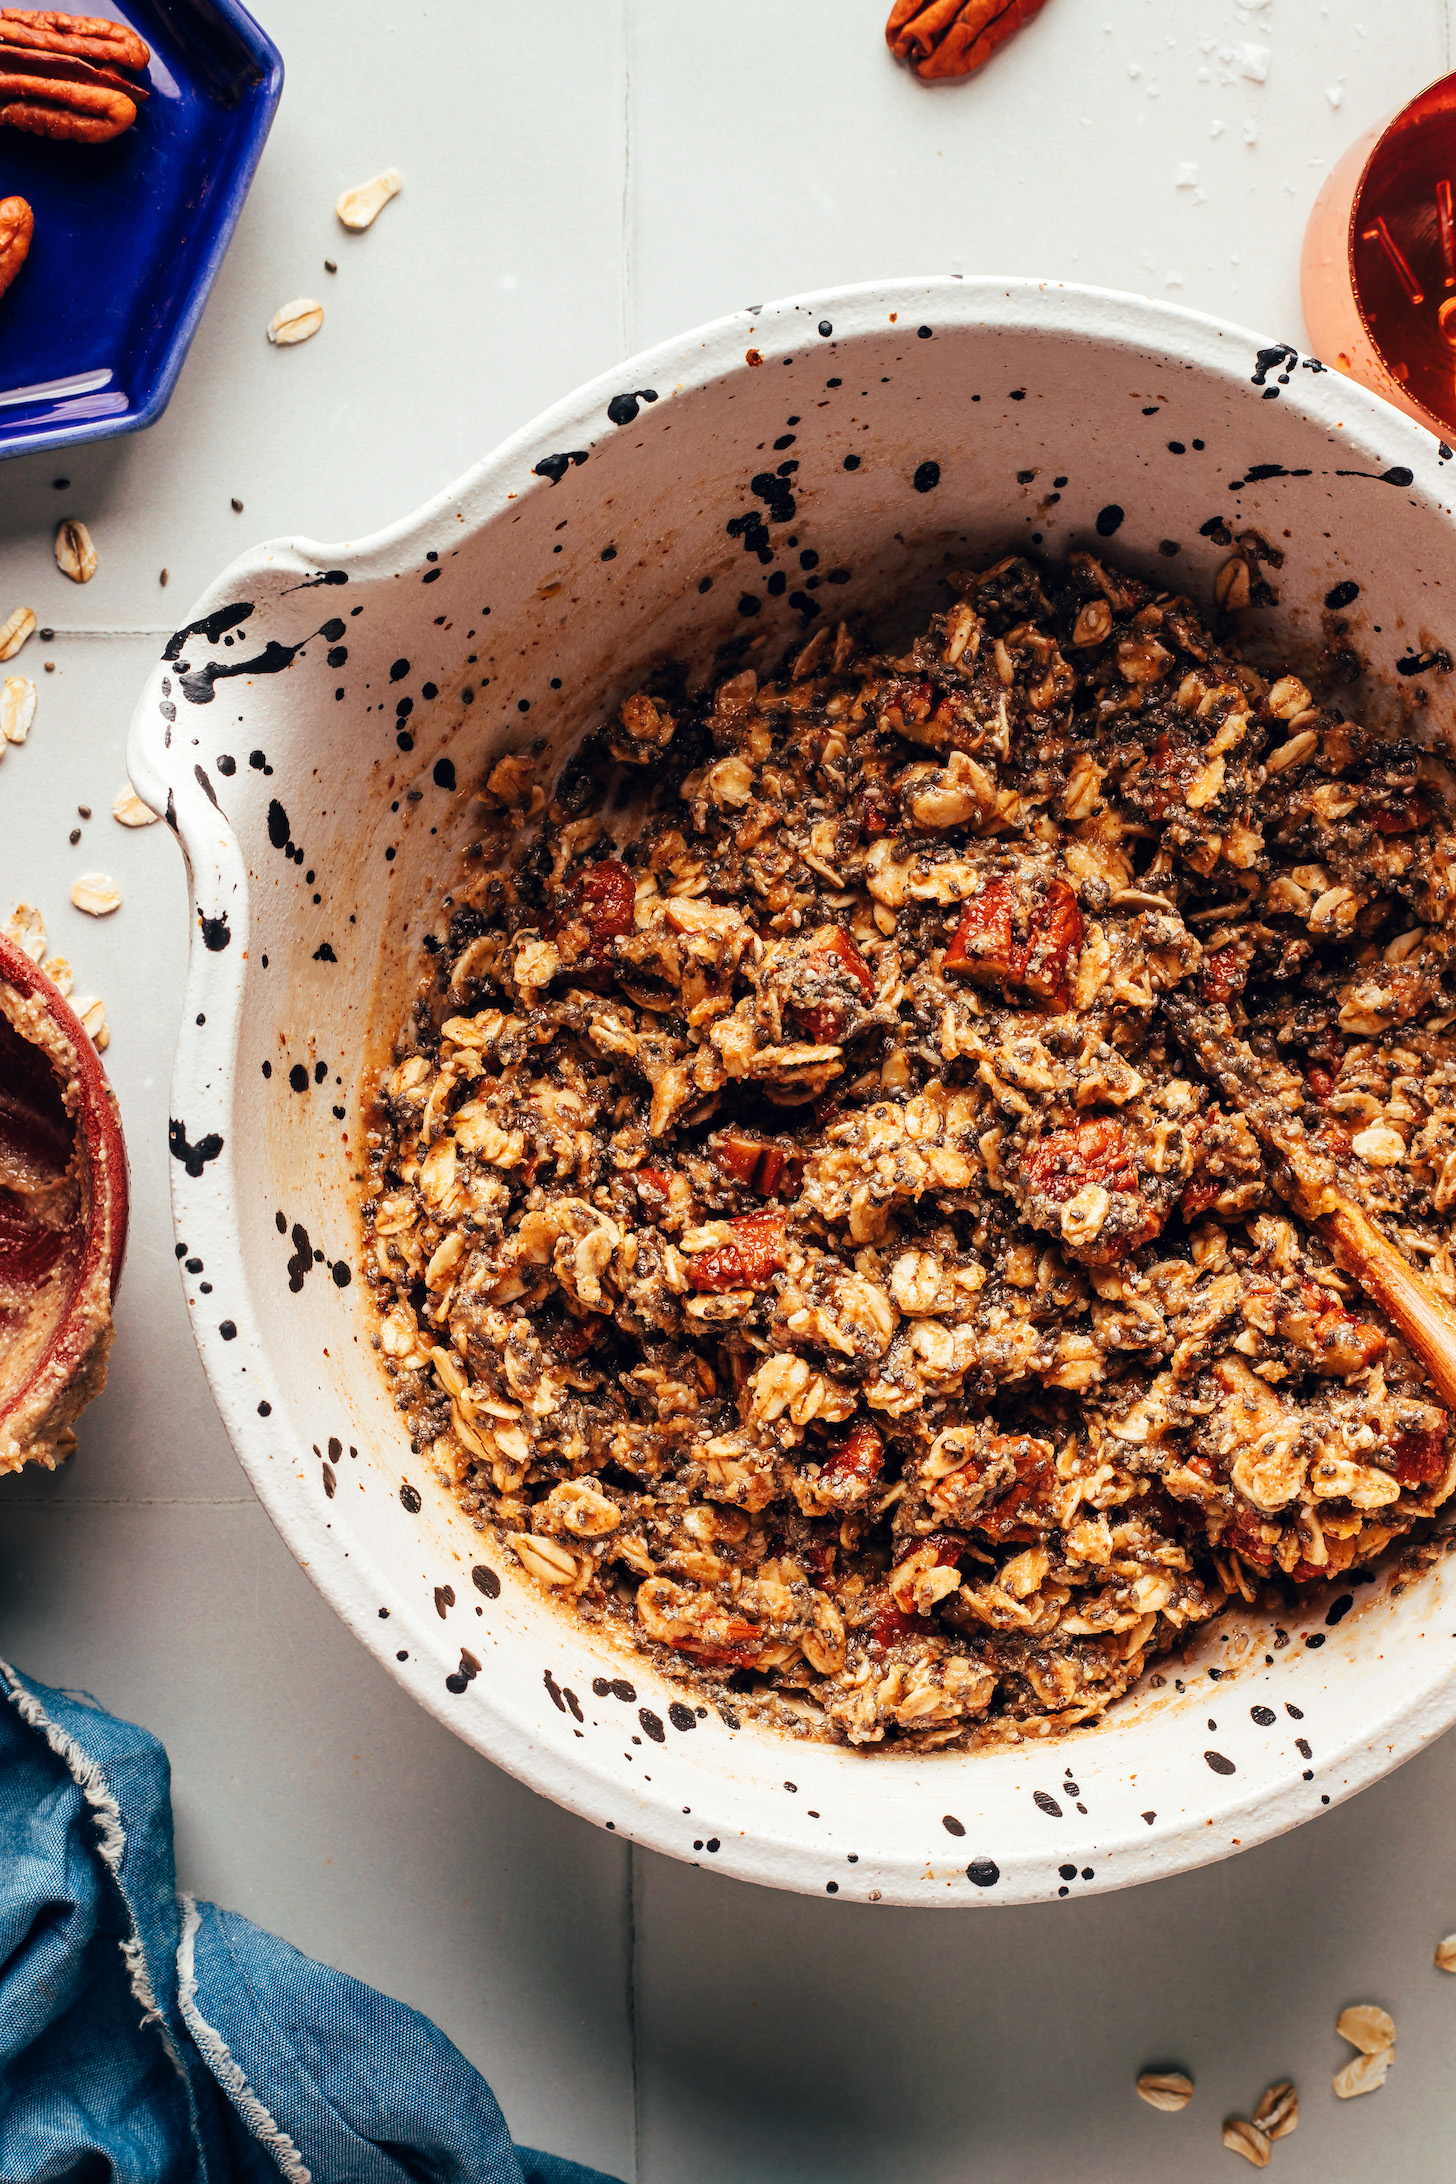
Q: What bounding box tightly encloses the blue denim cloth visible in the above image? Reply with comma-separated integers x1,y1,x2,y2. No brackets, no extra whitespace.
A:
0,1662,621,2184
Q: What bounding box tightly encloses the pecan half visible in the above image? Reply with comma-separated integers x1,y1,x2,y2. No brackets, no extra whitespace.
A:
0,42,139,139
0,193,31,301
0,9,149,72
885,0,1048,80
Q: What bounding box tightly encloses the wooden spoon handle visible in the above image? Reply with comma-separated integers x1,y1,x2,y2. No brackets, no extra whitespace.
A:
1163,989,1456,1406
1319,1197,1456,1410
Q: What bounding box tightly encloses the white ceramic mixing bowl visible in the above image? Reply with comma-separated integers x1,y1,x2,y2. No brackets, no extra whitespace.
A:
128,278,1456,1905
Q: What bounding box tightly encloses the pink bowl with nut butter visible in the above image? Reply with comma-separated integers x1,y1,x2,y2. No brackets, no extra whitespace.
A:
0,929,128,1473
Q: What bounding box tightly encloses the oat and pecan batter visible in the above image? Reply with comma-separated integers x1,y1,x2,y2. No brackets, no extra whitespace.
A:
365,549,1456,1749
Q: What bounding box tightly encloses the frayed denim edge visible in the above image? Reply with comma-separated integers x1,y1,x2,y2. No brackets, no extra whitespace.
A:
176,1894,312,2184
0,1657,187,2080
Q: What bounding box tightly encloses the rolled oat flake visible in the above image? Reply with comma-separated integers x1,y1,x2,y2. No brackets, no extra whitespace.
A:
1336,2003,1396,2054
0,605,36,661
335,167,401,230
70,873,121,918
1251,2080,1297,2139
1435,1933,1456,1973
73,996,108,1049
1333,2048,1393,2100
5,901,45,960
267,298,324,346
54,519,96,584
1221,2118,1271,2167
1136,2070,1194,2112
0,675,34,742
113,783,158,828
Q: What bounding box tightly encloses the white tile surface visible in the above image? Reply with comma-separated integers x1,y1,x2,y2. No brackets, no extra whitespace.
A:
0,4,1453,2179
633,1736,1456,2182
625,0,1442,352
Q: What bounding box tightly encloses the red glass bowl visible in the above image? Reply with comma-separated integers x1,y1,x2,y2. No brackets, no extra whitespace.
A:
1304,72,1456,441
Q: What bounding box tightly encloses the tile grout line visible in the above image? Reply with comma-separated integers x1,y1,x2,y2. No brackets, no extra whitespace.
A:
626,1838,641,2182
0,1495,257,1507
619,0,634,364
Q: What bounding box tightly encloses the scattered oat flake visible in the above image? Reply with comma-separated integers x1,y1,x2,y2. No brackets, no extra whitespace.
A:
0,674,34,743
1333,2047,1392,2099
44,954,72,996
1336,2003,1396,2054
113,782,158,828
70,873,121,918
0,605,35,661
1221,2118,1270,2166
73,995,107,1049
1136,2070,1193,2111
1436,1933,1456,1972
335,166,401,230
1252,2081,1297,2140
4,901,45,960
267,297,324,346
54,519,96,584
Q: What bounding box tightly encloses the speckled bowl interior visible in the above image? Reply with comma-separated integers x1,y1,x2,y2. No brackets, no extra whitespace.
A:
127,278,1456,1905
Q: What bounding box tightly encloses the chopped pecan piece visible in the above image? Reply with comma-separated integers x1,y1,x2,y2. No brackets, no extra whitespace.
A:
709,1127,803,1199
1369,796,1431,835
1291,1280,1387,1377
1199,935,1253,1005
1392,1422,1448,1486
817,1419,885,1504
791,924,875,1043
1024,1116,1136,1199
545,856,635,987
634,1165,674,1218
970,1435,1056,1542
944,874,1081,1007
687,1211,785,1293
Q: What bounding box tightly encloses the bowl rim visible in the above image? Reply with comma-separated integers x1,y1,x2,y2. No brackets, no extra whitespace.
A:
127,274,1456,1903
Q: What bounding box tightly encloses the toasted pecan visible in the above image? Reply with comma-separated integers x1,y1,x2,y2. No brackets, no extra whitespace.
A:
0,193,30,300
0,56,135,140
0,8,148,71
886,0,1048,80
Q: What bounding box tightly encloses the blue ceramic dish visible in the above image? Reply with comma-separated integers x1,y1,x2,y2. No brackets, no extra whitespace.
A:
0,0,282,460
